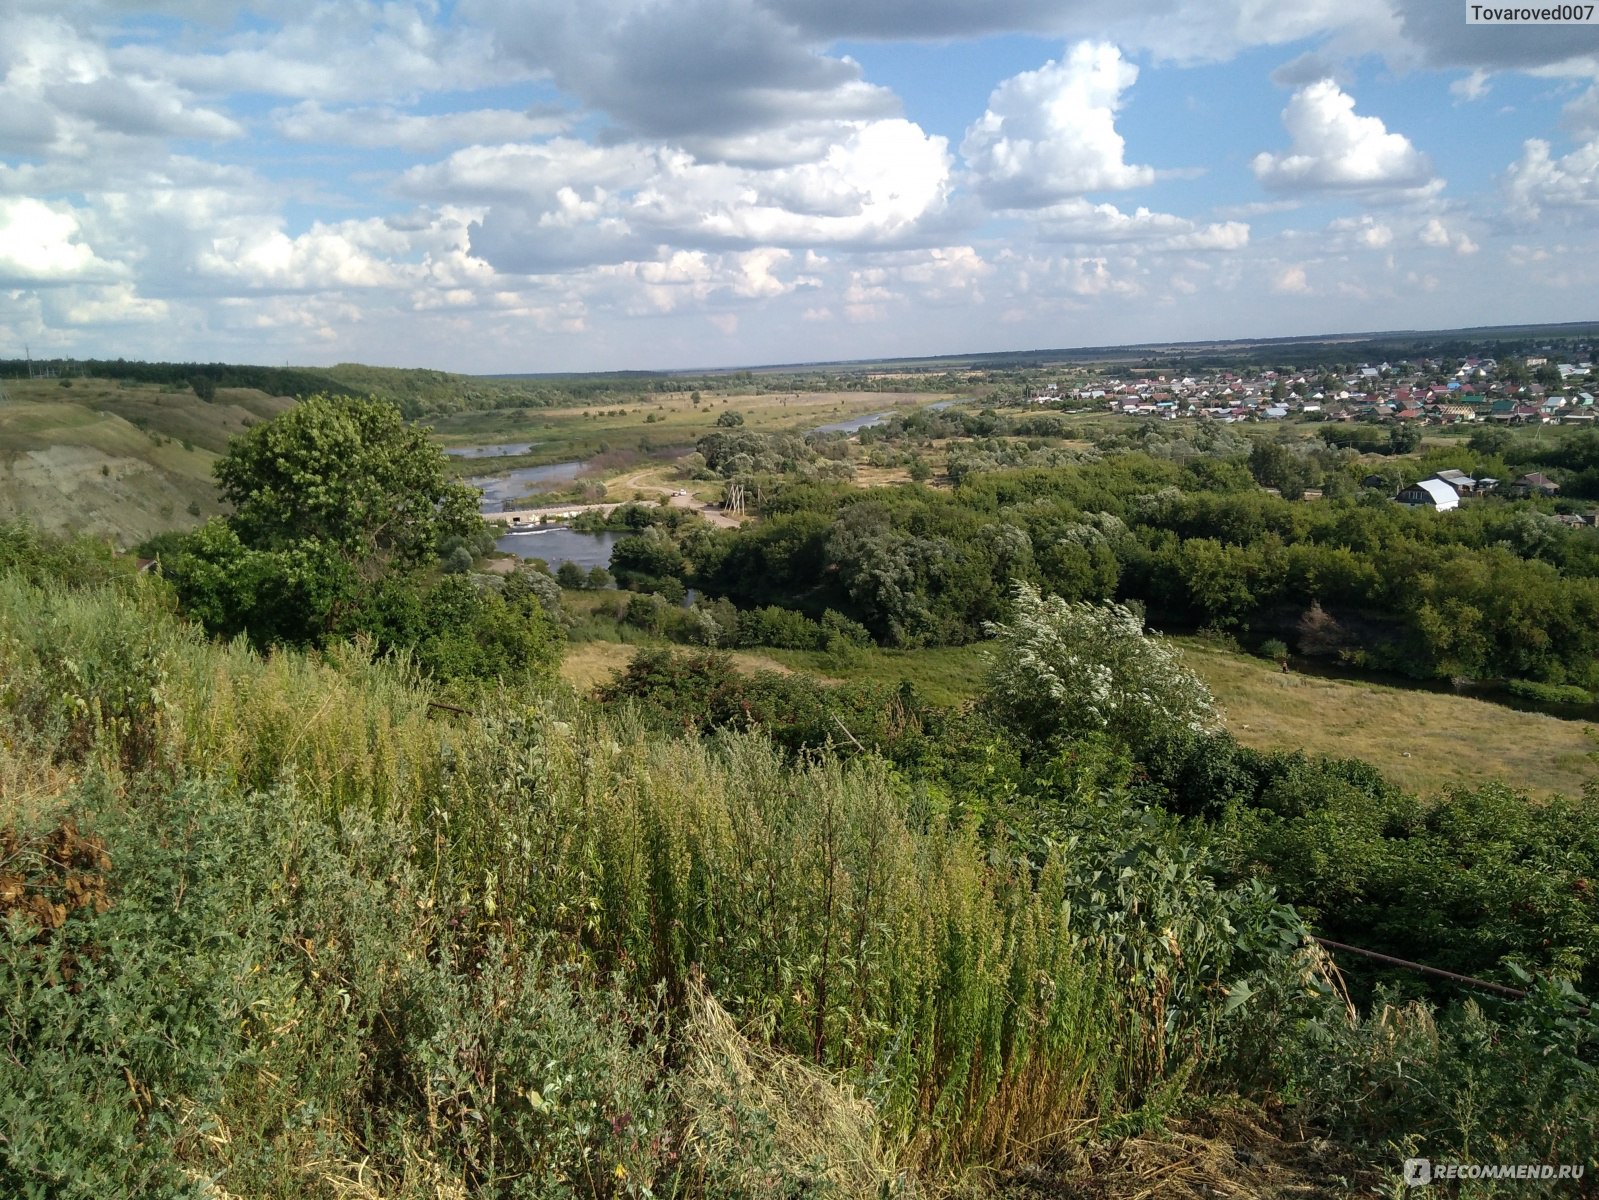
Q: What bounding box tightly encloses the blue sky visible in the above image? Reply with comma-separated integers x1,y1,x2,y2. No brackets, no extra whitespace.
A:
1,1,1596,372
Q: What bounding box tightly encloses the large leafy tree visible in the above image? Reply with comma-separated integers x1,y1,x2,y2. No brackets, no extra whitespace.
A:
214,393,480,575
168,395,566,681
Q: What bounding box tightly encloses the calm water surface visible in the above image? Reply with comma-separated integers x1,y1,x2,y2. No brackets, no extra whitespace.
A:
470,461,585,511
807,398,962,435
494,526,623,572
446,442,538,458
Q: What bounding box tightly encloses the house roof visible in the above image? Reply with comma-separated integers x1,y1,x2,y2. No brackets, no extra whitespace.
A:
1400,478,1460,507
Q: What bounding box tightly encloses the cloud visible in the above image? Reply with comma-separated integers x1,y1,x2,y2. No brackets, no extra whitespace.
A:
770,0,1405,67
1271,52,1347,88
46,75,241,140
0,198,122,285
1272,264,1311,294
55,282,169,325
0,13,242,160
1503,136,1599,223
274,102,570,151
1418,216,1479,253
1252,80,1437,194
197,219,411,291
412,119,952,273
962,42,1155,209
1565,85,1599,137
1450,70,1492,103
462,0,897,142
114,2,509,104
1391,0,1599,73
1030,198,1249,250
1329,214,1394,247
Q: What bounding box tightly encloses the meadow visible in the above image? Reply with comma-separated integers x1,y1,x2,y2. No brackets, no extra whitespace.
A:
0,539,1359,1197
429,389,958,472
677,637,1598,800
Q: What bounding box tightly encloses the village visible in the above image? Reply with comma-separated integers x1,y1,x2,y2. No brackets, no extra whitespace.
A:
1024,349,1598,517
1061,352,1597,426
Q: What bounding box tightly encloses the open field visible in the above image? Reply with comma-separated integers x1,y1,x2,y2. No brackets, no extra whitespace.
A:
1181,640,1597,800
751,637,1594,798
428,389,960,471
560,636,800,692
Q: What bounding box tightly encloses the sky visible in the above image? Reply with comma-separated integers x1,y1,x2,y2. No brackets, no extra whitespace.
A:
1,1,1597,374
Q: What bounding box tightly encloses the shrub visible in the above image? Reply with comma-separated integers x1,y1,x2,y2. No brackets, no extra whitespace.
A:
1286,982,1599,1171
983,583,1219,753
1506,678,1592,706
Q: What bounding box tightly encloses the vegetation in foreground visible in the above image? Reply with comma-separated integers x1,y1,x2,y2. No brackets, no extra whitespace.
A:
5,381,1599,1196
3,522,1597,1198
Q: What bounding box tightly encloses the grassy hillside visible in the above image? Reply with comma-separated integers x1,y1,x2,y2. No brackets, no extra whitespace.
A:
0,551,1352,1197
744,638,1597,799
0,378,293,546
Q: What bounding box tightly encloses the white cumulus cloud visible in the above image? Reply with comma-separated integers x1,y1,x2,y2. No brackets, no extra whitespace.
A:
1032,198,1248,250
0,198,122,284
1418,216,1479,253
1503,137,1599,224
1272,264,1311,294
1252,80,1436,194
962,42,1156,209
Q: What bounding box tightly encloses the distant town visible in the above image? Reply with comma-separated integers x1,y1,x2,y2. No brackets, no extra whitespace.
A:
1058,352,1596,426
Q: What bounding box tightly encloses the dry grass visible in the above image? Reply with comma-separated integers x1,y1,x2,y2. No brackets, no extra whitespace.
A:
559,639,805,693
675,977,911,1198
0,402,223,545
851,464,915,487
1182,641,1597,799
754,636,1595,798
1009,1106,1373,1199
0,378,295,545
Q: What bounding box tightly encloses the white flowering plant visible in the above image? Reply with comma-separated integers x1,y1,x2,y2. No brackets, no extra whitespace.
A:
982,582,1219,753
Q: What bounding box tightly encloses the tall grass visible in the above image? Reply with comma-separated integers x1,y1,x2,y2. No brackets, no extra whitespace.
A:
0,565,1317,1189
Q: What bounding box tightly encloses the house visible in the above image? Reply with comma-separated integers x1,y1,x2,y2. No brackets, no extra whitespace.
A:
1396,479,1461,510
1430,469,1477,495
1510,472,1561,497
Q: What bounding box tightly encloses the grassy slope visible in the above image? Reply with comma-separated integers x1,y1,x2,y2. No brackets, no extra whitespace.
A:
1181,640,1596,800
741,638,1595,799
0,379,293,546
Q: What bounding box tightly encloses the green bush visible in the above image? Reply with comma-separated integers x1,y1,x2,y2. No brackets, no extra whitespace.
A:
1287,980,1599,1175
1505,678,1592,706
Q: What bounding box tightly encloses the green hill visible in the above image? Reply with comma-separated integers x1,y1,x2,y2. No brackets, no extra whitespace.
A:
0,378,299,545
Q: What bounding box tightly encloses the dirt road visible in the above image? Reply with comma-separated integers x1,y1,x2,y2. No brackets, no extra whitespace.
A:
614,469,743,528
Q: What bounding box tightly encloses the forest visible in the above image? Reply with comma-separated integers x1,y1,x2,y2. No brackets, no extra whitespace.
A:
613,443,1599,691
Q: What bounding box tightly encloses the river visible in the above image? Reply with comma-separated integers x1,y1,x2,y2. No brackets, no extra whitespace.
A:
807,398,963,435
493,526,624,572
469,460,586,512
